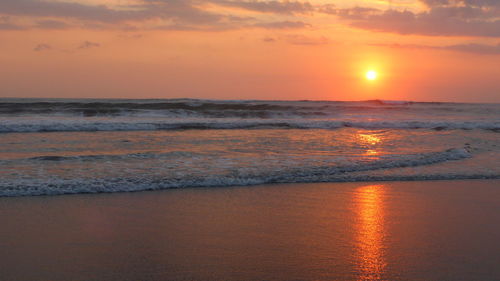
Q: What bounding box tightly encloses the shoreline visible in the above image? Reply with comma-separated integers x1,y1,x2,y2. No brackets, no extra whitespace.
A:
2,176,500,198
1,179,500,280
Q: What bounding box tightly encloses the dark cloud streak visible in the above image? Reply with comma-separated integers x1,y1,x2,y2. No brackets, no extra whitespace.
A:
0,0,314,31
0,0,498,37
337,0,500,37
78,41,100,49
253,21,310,29
212,0,313,14
35,20,69,29
33,43,51,51
372,42,500,55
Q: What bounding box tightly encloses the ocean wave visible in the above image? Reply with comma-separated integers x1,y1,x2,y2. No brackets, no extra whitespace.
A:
0,120,498,133
0,147,482,197
5,174,498,197
0,100,328,118
4,151,198,163
1,99,496,118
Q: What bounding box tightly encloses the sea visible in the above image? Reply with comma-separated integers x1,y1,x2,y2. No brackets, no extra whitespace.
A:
0,98,498,197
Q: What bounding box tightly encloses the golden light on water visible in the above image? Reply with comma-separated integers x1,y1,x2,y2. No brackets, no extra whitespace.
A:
357,131,383,157
355,184,386,281
358,133,381,145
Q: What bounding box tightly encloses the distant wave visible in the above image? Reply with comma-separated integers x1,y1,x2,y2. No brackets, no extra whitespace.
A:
0,151,200,163
0,101,320,118
1,147,488,197
1,120,498,133
0,99,495,118
2,98,498,197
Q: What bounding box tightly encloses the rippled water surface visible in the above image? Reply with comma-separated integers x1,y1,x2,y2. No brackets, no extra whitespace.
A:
0,99,498,196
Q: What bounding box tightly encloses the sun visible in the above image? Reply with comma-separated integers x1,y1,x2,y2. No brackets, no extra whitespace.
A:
365,70,378,81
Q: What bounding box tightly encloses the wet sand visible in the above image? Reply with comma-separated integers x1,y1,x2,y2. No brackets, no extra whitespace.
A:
1,180,499,281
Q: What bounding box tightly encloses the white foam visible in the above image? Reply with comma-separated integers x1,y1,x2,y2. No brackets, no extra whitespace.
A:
0,147,482,197
0,119,498,133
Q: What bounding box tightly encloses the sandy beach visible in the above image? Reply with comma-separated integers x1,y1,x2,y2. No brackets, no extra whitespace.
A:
1,179,499,281
2,0,499,279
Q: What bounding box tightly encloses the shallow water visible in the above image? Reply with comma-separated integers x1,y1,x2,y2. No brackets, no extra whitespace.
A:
1,180,499,281
0,99,499,196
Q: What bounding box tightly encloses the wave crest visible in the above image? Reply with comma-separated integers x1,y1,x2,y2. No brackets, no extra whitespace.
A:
0,147,477,197
0,120,498,133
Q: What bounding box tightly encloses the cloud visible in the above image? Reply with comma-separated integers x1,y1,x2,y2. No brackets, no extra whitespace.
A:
211,0,314,14
78,41,100,49
0,15,26,30
260,34,329,45
0,0,230,31
32,41,103,53
33,43,51,51
0,0,318,32
421,0,498,8
372,42,500,55
0,23,25,30
0,0,498,38
2,0,264,24
334,7,380,18
118,33,144,39
253,20,310,29
443,43,500,54
316,4,337,15
35,20,69,29
286,34,329,45
337,0,500,37
262,36,276,42
0,0,148,23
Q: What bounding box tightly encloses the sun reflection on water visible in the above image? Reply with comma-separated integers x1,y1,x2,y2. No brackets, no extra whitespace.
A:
357,131,383,157
354,184,386,281
365,149,379,156
358,133,382,145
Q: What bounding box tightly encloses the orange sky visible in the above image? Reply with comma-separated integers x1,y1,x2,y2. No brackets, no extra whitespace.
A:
0,0,498,102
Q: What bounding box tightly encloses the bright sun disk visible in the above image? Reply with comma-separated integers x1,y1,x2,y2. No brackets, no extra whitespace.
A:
366,70,377,81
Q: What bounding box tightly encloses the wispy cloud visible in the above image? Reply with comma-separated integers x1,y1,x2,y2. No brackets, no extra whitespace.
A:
253,20,310,29
78,41,100,49
0,15,25,30
285,34,329,45
443,43,500,54
262,36,276,42
33,43,51,51
337,0,500,37
0,0,321,31
1,0,499,39
211,0,314,14
33,41,102,53
261,34,329,45
35,20,69,29
372,42,500,55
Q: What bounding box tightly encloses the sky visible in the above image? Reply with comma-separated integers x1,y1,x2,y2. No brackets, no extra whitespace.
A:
0,0,499,102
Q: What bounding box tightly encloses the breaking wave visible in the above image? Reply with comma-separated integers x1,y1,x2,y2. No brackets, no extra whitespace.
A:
1,99,498,133
1,98,498,197
0,99,497,118
0,147,483,197
0,120,498,133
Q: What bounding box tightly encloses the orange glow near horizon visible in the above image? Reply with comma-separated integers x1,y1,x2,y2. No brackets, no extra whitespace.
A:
0,1,498,102
354,184,387,280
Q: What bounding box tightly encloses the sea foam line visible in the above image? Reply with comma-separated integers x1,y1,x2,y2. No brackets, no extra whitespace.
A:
0,147,482,197
0,120,498,133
